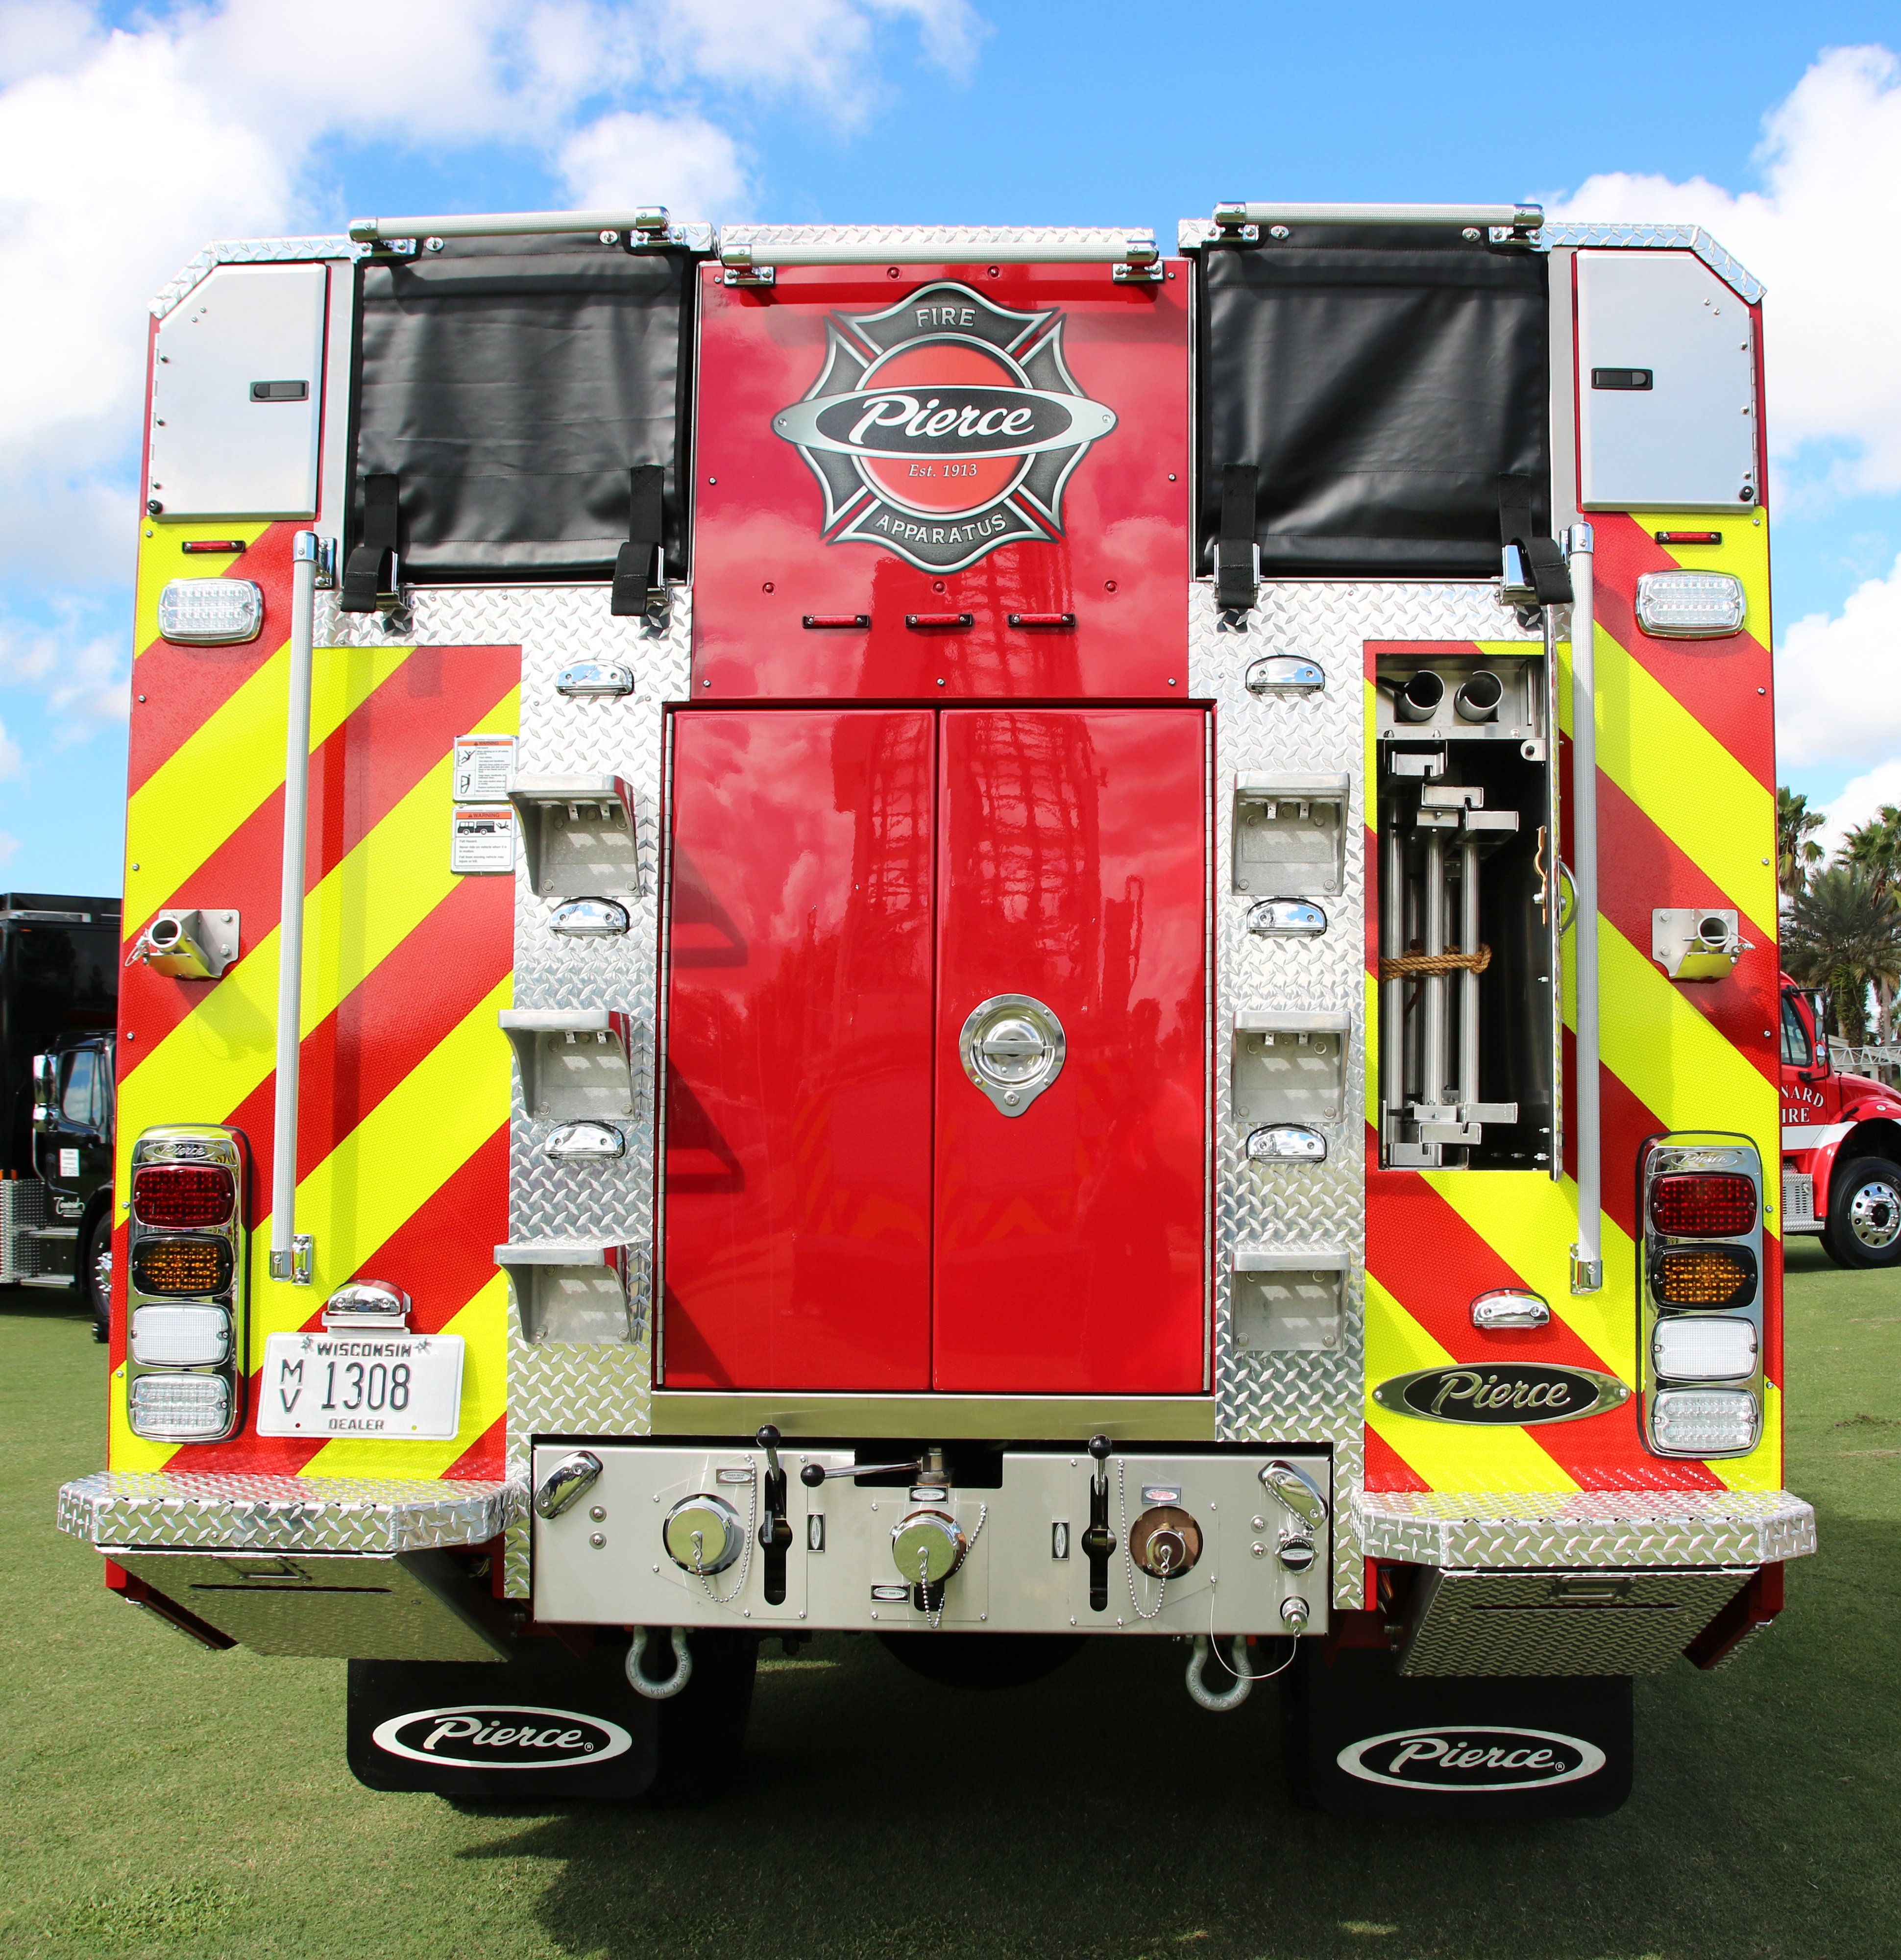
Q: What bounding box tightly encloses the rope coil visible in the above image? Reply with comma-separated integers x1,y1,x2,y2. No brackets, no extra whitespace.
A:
1378,943,1491,982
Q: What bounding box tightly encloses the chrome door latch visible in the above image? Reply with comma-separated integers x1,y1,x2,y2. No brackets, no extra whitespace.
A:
958,994,1066,1117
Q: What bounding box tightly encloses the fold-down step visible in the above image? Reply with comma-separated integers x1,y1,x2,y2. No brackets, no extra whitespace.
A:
499,1008,640,1121
507,773,642,897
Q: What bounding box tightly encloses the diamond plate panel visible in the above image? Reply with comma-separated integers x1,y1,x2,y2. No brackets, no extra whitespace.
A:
1354,1487,1818,1568
1397,1565,1751,1676
58,1471,520,1553
1542,222,1764,303
1194,579,1541,1610
154,236,358,318
320,584,684,1595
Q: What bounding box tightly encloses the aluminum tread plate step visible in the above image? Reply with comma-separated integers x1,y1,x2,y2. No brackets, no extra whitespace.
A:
59,1470,524,1554
1354,1487,1815,1568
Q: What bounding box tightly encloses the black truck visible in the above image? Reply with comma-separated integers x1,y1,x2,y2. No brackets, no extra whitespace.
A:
0,893,120,1333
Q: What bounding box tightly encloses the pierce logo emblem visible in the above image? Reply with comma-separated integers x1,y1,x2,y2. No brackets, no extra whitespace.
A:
1339,1726,1606,1791
370,1704,632,1769
772,280,1118,573
1371,1362,1630,1426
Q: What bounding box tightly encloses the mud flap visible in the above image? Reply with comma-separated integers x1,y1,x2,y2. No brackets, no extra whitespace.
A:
347,1637,658,1799
1286,1645,1633,1819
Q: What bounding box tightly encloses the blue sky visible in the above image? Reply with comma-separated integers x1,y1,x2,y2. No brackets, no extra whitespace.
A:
5,0,1900,898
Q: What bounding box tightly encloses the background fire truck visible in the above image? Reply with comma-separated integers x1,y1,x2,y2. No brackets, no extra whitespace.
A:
59,202,1814,1817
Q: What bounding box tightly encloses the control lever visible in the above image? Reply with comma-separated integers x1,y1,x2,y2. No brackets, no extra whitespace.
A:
799,1458,921,1486
1080,1434,1117,1613
756,1424,793,1605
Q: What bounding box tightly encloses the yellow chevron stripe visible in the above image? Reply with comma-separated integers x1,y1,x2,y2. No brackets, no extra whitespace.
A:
134,521,273,648
247,975,513,1341
1557,624,1777,925
115,683,522,1201
1365,1274,1580,1492
124,643,414,934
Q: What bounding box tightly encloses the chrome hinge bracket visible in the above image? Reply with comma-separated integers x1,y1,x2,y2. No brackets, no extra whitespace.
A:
270,1234,316,1285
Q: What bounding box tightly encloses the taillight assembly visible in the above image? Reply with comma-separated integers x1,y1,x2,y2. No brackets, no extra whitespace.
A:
1640,1135,1764,1462
1650,1244,1757,1310
1649,1172,1756,1238
124,1125,247,1444
131,1236,233,1298
132,1163,235,1228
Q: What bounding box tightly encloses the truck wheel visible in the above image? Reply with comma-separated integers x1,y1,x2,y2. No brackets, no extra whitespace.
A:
1822,1157,1901,1269
84,1213,113,1341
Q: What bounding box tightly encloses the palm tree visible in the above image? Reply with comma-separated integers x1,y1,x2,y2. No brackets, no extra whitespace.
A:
1778,787,1827,899
1842,806,1901,1039
1783,864,1901,1048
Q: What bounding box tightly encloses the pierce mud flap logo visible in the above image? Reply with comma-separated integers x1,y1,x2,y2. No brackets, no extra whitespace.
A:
1340,1727,1606,1792
772,280,1117,573
371,1705,632,1770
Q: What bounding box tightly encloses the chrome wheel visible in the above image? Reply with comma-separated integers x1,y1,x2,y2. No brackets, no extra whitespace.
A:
1849,1177,1901,1252
91,1231,113,1302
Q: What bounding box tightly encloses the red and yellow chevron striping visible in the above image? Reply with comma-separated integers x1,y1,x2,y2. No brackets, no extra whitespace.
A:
1363,504,1782,1500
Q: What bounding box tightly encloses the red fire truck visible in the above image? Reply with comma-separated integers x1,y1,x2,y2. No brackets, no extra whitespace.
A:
60,203,1812,1816
1779,977,1901,1266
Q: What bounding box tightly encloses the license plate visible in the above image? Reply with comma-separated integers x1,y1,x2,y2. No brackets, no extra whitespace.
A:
256,1331,464,1441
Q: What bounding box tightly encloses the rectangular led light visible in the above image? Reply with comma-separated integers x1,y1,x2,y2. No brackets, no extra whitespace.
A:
128,1372,232,1441
1650,1386,1760,1455
1634,570,1747,639
1652,1315,1757,1383
156,577,264,645
1650,1171,1756,1238
1652,1243,1757,1309
131,1236,234,1298
130,1303,231,1369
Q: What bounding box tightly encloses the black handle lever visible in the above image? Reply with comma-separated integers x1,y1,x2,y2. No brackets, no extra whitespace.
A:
757,1425,792,1605
799,1458,920,1487
1081,1434,1116,1613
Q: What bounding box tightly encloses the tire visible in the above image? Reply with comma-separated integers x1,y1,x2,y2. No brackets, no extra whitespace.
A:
1822,1157,1901,1269
84,1212,113,1341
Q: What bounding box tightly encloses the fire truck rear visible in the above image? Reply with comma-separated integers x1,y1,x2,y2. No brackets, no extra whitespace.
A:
59,202,1813,1816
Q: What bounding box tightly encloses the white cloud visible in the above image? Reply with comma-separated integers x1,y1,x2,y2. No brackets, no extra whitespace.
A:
0,0,975,741
1552,44,1901,502
558,108,751,214
1818,759,1901,862
0,617,127,741
1775,551,1901,772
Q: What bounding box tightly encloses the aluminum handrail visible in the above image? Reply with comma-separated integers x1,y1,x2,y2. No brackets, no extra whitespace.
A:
268,533,318,1283
720,235,1159,269
1213,201,1542,231
1566,524,1603,1293
347,208,670,243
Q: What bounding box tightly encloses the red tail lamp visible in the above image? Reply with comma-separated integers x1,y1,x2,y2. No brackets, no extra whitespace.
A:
1649,1172,1756,1238
132,1164,235,1229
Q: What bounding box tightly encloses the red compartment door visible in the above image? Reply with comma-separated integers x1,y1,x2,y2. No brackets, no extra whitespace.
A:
662,710,935,1390
932,709,1208,1392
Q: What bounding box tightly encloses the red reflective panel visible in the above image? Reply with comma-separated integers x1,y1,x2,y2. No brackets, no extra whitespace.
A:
932,709,1208,1393
661,710,935,1390
1650,1172,1756,1238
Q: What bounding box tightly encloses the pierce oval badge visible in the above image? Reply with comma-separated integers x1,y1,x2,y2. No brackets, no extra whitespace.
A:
370,1704,632,1769
1339,1726,1606,1791
1371,1363,1629,1426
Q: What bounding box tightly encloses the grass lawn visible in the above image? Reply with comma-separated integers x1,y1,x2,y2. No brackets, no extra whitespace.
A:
4,1242,1898,1960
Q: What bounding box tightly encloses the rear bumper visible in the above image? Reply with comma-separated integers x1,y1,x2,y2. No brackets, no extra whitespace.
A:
57,1470,522,1555
1354,1487,1817,1569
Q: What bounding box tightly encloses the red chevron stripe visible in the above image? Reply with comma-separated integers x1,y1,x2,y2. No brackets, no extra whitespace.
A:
1367,1166,1722,1490
1591,514,1774,791
1557,1026,1666,1248
127,523,302,795
443,1413,507,1482
1364,1422,1429,1493
118,647,520,1080
223,873,513,1217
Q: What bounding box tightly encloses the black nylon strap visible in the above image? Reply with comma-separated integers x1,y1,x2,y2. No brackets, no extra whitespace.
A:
1498,474,1573,606
340,473,401,613
1215,462,1260,610
610,466,667,616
